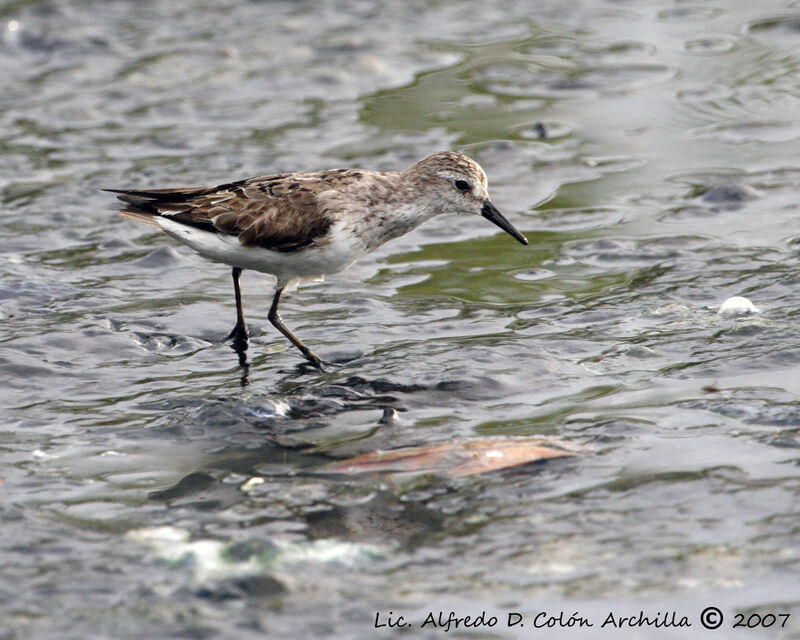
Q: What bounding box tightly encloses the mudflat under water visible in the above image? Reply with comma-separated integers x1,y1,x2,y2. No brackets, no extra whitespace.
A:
2,0,800,638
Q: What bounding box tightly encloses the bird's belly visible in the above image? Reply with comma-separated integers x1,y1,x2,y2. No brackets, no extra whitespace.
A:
159,218,365,281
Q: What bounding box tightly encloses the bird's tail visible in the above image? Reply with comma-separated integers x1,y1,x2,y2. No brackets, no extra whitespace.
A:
104,186,207,230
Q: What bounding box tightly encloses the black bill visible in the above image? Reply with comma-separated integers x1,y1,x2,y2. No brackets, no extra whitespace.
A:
481,200,528,245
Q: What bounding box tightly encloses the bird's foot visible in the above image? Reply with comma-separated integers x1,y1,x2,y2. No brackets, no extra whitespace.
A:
303,352,338,373
305,349,365,371
225,321,249,346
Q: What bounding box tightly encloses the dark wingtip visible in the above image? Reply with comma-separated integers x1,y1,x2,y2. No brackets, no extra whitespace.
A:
102,188,140,195
102,188,140,201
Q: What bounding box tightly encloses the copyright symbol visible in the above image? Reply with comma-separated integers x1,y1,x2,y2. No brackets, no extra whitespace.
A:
700,606,723,629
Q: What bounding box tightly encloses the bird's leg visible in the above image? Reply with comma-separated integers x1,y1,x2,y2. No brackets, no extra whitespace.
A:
225,267,249,347
268,285,327,371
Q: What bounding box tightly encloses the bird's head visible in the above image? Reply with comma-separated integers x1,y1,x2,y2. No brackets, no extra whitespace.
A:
405,152,528,245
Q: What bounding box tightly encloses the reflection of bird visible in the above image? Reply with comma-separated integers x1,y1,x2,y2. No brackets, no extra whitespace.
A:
107,152,528,370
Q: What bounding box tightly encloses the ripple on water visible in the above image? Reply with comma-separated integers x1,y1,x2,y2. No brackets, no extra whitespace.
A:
564,235,705,267
518,37,655,61
513,120,572,140
657,6,722,22
682,34,738,56
130,246,185,269
699,183,761,205
744,15,800,45
532,206,628,231
679,389,800,430
661,167,800,227
676,85,734,104
674,175,763,214
514,268,555,282
690,120,800,144
473,62,676,98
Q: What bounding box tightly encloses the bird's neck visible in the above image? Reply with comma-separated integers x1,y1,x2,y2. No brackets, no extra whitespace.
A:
349,173,441,249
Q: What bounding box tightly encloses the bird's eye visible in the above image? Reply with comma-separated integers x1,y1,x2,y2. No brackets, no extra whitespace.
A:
454,179,470,192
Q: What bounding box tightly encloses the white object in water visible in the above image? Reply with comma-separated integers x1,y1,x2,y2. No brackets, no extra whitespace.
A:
240,476,265,493
718,296,761,316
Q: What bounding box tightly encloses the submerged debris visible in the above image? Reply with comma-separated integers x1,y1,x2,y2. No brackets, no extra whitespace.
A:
320,436,585,478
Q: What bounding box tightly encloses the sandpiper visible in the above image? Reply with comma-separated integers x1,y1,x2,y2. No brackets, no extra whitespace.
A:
107,152,528,370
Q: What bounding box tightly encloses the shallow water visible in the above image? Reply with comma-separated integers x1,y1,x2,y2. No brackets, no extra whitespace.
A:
2,0,800,637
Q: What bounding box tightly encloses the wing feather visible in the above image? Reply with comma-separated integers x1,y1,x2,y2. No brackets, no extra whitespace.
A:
105,172,339,252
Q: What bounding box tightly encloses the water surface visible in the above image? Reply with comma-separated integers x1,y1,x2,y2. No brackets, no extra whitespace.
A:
2,0,800,637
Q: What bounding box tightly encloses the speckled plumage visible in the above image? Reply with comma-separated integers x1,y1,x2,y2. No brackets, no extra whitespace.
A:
107,151,527,370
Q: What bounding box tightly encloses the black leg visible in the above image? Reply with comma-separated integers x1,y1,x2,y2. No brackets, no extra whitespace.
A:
225,267,249,346
268,285,327,371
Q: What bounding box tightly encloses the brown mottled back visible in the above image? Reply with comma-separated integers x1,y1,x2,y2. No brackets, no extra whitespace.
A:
107,170,372,252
